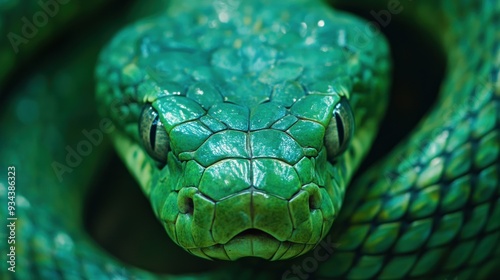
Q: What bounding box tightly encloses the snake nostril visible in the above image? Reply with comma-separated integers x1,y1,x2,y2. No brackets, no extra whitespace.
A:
186,197,194,214
303,184,322,210
177,187,197,215
309,195,321,210
308,196,315,210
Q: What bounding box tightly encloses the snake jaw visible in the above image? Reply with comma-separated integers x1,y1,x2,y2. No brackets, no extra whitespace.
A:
180,227,327,261
192,231,322,261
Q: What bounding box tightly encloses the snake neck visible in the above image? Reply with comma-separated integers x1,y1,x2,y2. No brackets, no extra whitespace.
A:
407,0,498,75
415,0,499,125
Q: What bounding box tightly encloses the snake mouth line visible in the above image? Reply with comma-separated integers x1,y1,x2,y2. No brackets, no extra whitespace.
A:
184,229,279,250
228,229,318,247
233,229,273,239
185,229,319,261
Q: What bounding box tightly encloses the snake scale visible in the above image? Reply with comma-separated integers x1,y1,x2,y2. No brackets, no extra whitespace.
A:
1,0,499,279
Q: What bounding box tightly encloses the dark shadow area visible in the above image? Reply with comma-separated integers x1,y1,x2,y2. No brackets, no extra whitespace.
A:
84,154,202,273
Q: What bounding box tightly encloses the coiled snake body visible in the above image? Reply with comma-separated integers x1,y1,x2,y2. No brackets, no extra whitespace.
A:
1,0,499,279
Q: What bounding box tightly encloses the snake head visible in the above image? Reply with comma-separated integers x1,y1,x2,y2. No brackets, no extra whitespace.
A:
96,0,389,262
137,89,354,260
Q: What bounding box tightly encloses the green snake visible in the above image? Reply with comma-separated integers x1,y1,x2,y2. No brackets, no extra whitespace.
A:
1,0,499,278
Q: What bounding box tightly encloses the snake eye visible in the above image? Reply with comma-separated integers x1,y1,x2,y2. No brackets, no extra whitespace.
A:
139,104,169,163
325,98,355,159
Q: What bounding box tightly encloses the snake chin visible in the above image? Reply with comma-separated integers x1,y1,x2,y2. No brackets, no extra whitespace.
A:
183,229,319,261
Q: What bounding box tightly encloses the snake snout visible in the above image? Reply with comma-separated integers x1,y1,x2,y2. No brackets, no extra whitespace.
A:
166,181,335,261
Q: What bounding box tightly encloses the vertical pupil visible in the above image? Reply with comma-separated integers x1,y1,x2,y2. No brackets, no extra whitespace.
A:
150,114,159,150
335,112,344,145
